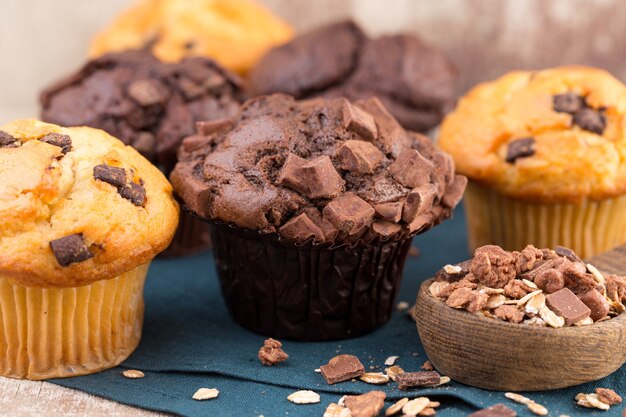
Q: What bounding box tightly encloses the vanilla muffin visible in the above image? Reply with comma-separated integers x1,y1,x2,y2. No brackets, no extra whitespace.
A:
89,0,293,75
438,66,626,258
0,120,178,379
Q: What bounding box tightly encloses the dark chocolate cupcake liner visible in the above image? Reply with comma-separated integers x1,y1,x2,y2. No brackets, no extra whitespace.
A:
158,209,212,258
207,220,414,341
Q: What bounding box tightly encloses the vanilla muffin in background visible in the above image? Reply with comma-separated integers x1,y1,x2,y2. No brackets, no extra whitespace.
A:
0,119,178,379
89,0,293,75
438,66,626,258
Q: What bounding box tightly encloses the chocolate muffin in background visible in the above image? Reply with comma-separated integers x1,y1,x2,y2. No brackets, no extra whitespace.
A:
41,50,244,256
247,21,458,133
171,93,466,340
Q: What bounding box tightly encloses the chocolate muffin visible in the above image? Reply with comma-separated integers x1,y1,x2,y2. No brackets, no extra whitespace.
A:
247,21,457,133
41,50,243,256
171,94,466,340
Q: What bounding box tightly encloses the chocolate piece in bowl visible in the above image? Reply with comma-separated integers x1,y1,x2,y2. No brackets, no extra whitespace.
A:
414,243,626,391
171,94,466,340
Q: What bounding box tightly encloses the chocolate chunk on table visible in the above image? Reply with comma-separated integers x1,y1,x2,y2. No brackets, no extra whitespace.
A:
119,182,147,207
573,108,606,134
505,137,535,163
546,287,591,325
0,130,18,148
553,92,585,114
468,404,517,417
39,133,72,154
396,371,441,390
50,234,94,267
94,164,127,188
319,354,365,384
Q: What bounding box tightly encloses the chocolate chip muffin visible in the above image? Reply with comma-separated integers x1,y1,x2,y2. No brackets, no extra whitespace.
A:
438,66,626,258
41,49,242,255
0,119,178,379
88,0,293,75
171,94,466,340
247,20,457,133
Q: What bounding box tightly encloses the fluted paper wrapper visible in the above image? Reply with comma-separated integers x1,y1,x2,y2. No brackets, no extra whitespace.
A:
464,181,626,259
0,263,148,380
160,210,211,257
209,223,413,341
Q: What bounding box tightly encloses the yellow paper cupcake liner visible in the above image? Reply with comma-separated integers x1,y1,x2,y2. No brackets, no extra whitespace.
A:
464,181,626,259
0,263,149,380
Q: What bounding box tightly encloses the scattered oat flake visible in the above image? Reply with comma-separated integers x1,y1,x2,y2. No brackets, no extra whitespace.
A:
505,392,531,404
359,372,389,384
385,365,405,381
439,376,451,385
419,407,436,416
587,263,605,284
338,395,347,406
287,390,321,404
324,403,351,417
385,398,409,416
192,388,219,401
402,397,430,415
315,368,321,373
384,356,399,366
444,264,462,274
517,289,543,306
421,360,434,371
527,401,548,415
122,369,145,379
396,301,410,311
595,387,622,405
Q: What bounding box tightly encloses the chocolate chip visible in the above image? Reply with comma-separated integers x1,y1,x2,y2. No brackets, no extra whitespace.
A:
373,201,403,222
505,137,535,163
554,245,583,263
372,221,401,237
39,133,72,154
50,234,94,267
119,182,147,206
0,131,18,148
402,184,438,224
337,140,384,174
442,175,468,208
573,108,606,134
468,404,517,417
277,154,344,199
196,118,234,136
319,354,365,385
396,371,441,390
342,101,378,141
389,149,434,188
553,93,585,114
127,79,166,107
323,193,375,236
94,164,127,188
278,212,325,242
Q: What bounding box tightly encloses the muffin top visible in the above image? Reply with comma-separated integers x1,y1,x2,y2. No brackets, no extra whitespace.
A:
41,50,242,173
0,120,179,287
438,66,626,203
89,0,293,74
171,94,466,245
247,21,457,133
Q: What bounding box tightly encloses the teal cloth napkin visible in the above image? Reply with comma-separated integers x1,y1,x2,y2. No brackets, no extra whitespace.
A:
50,206,626,416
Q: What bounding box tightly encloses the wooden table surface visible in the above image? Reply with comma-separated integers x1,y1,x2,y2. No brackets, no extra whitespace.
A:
0,377,168,417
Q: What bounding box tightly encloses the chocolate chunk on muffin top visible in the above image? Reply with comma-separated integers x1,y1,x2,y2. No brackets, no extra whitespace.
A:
247,20,457,133
40,50,243,173
0,120,179,287
438,66,626,203
171,94,466,244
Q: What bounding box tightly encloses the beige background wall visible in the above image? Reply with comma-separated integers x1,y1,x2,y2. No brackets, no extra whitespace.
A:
2,0,626,122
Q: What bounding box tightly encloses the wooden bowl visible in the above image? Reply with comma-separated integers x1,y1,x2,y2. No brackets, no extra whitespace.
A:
414,245,626,391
